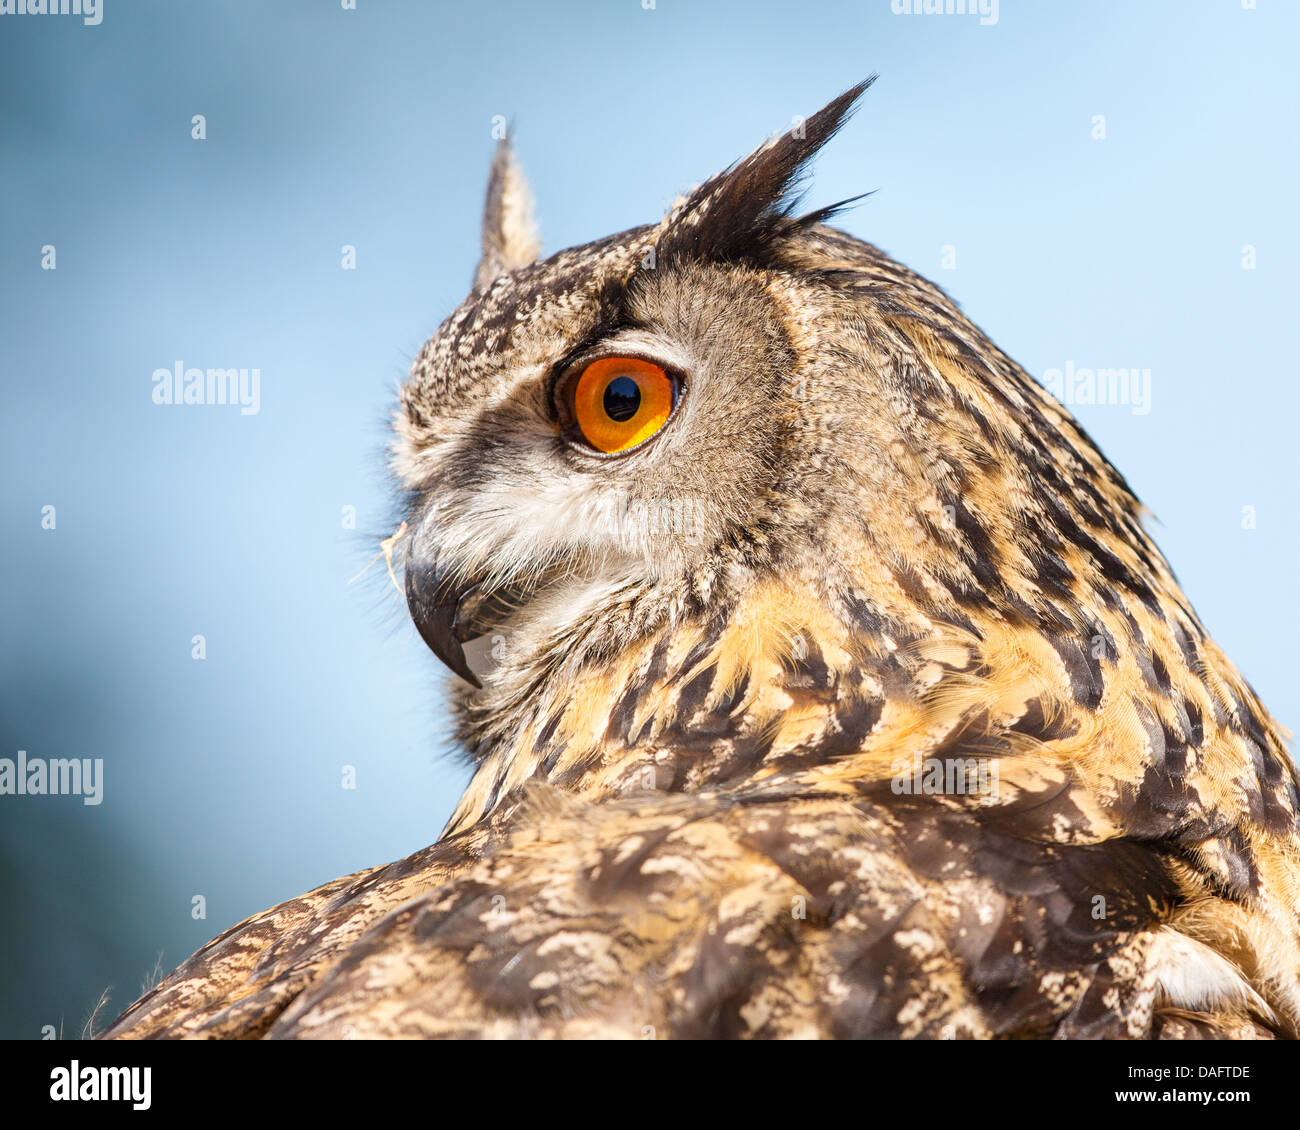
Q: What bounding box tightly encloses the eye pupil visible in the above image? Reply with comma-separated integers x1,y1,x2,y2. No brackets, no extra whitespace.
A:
602,376,641,422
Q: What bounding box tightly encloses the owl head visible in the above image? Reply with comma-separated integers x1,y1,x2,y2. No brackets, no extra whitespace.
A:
392,80,1211,824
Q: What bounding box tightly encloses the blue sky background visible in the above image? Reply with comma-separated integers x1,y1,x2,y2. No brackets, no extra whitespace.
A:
1,0,1297,1038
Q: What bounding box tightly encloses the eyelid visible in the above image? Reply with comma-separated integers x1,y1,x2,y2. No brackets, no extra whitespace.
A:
554,346,681,409
558,345,675,386
555,332,697,392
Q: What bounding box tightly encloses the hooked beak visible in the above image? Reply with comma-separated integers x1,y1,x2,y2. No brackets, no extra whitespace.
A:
403,535,483,689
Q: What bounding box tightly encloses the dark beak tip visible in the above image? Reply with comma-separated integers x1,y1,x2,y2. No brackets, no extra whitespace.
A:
404,559,483,689
450,661,483,690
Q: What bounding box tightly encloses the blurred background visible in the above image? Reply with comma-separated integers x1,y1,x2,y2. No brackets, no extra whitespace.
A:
2,0,1297,1039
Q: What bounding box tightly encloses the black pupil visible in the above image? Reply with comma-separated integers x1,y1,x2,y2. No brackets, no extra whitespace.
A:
603,376,641,422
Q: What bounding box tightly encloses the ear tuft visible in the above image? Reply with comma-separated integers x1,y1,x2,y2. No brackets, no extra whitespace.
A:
654,77,876,268
474,138,542,290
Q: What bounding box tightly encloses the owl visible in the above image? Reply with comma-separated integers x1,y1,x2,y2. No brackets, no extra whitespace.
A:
103,80,1300,1040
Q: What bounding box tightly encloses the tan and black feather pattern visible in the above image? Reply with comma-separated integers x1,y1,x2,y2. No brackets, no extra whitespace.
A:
104,83,1300,1041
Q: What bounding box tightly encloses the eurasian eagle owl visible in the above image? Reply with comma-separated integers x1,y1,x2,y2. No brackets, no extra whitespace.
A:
105,80,1300,1040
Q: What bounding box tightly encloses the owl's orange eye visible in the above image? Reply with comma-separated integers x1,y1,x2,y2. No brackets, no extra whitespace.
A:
566,357,678,454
